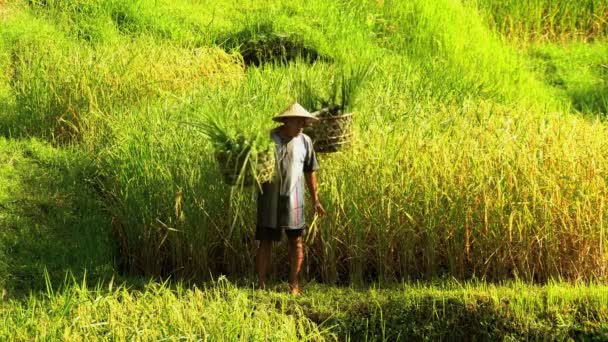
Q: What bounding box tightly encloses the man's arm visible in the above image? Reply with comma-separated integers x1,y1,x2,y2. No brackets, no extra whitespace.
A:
305,171,325,216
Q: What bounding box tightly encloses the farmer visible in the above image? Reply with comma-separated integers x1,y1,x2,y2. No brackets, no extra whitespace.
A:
256,102,326,295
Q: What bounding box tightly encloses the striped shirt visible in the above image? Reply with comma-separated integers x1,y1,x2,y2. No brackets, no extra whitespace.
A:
257,128,319,229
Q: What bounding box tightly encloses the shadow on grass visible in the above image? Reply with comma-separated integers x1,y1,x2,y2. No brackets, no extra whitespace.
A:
571,85,608,116
0,138,114,296
216,19,332,67
528,47,608,117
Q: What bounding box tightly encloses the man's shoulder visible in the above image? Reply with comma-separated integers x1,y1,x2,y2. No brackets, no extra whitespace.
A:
299,132,313,144
298,133,317,155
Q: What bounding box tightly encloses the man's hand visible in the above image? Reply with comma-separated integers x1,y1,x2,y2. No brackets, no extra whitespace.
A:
314,200,326,217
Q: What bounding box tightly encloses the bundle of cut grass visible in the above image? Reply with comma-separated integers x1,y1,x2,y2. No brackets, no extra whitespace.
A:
299,65,374,152
186,119,274,187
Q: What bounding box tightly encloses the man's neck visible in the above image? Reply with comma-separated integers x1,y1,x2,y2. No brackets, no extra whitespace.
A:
278,126,297,140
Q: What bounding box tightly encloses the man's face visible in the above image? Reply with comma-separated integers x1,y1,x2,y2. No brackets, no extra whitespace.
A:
282,117,306,137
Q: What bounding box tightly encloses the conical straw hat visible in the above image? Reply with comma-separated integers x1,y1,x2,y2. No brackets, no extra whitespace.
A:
272,102,319,123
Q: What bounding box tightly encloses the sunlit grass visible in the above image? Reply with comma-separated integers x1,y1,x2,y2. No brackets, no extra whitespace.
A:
0,0,606,284
0,276,329,341
467,0,608,42
1,276,607,340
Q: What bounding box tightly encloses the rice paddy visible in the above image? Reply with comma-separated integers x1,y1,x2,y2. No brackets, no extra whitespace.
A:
1,0,608,339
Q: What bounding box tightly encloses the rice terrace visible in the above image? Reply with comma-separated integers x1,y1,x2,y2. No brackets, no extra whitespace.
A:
1,0,608,340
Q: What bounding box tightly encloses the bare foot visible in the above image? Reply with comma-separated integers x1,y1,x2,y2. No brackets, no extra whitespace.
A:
289,284,300,296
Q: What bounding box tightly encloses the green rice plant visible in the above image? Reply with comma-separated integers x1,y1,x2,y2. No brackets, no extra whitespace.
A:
296,64,374,152
25,0,220,46
183,117,275,188
296,73,323,114
1,25,242,141
339,64,375,113
78,0,607,282
0,138,113,293
3,0,608,285
466,0,608,42
526,42,608,116
297,64,374,116
86,67,292,278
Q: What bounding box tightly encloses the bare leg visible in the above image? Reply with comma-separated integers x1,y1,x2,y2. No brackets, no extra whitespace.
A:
288,236,303,295
256,240,272,290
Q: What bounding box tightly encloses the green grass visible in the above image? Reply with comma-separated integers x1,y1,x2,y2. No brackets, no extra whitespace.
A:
467,0,608,42
1,0,608,338
0,137,113,293
1,277,607,341
527,42,608,115
1,0,608,284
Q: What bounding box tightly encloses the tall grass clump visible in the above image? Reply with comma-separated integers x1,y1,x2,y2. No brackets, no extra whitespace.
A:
314,101,608,283
0,10,65,137
92,69,293,277
341,0,561,109
468,0,608,42
2,31,242,141
26,0,231,47
73,1,608,283
94,60,608,284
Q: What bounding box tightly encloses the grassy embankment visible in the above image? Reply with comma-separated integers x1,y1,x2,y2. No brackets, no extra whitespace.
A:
1,277,607,340
0,0,608,339
2,0,607,283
